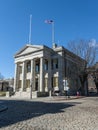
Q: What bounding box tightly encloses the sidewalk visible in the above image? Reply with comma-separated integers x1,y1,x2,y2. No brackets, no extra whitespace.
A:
49,95,85,101
0,95,85,101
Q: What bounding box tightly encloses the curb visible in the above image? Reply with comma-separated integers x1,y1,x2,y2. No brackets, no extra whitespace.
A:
0,105,8,112
51,96,85,101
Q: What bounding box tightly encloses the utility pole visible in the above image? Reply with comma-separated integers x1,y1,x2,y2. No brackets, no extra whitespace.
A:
30,79,32,99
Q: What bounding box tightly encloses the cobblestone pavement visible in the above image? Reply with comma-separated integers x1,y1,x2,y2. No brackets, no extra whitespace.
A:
0,96,98,130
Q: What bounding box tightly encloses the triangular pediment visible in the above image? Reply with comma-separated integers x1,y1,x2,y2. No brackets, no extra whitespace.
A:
15,44,43,57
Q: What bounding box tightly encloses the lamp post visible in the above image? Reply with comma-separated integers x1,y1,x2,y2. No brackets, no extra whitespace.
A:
30,80,32,99
63,78,69,98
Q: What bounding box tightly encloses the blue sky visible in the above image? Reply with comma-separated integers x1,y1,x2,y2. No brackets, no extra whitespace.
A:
0,0,98,78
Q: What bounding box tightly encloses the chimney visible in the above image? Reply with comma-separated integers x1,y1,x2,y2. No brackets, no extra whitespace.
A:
52,43,57,49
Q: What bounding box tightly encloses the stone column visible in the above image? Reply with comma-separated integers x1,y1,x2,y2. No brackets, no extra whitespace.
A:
31,59,35,91
21,61,26,91
38,75,40,91
14,63,18,92
40,57,44,92
48,58,52,91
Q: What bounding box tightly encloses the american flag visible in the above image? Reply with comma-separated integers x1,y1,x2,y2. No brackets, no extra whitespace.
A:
45,20,53,24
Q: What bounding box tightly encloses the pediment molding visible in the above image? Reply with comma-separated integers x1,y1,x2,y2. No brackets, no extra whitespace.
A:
14,44,43,57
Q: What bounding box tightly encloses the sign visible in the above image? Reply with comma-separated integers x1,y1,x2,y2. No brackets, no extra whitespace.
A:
64,86,69,91
63,78,69,91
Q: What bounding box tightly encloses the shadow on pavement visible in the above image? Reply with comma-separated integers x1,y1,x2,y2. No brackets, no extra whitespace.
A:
0,99,80,128
88,93,98,97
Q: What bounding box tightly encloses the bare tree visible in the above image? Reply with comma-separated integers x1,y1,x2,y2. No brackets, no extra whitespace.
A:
67,39,97,95
68,39,96,67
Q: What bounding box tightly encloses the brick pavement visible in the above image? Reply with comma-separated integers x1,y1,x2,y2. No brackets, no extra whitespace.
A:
0,96,98,130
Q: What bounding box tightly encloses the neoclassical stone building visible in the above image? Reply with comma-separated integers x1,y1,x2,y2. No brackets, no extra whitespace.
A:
14,44,85,97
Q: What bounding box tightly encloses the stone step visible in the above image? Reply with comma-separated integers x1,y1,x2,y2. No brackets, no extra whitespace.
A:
12,91,38,98
12,91,49,98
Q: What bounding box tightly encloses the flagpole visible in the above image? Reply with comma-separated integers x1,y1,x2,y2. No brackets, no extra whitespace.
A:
29,14,32,44
52,21,55,44
45,19,55,46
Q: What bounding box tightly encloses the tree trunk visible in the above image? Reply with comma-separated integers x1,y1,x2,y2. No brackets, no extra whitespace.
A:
95,83,98,94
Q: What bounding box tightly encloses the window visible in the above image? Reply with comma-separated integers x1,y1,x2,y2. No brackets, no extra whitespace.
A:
51,77,53,88
36,63,40,73
44,59,48,70
18,80,21,88
44,78,48,88
19,66,22,74
55,59,58,69
51,58,58,69
27,61,31,72
26,80,30,88
51,59,53,69
53,77,58,87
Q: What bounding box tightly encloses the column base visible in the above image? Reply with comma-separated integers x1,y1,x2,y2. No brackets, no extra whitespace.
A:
45,87,48,92
26,87,30,92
